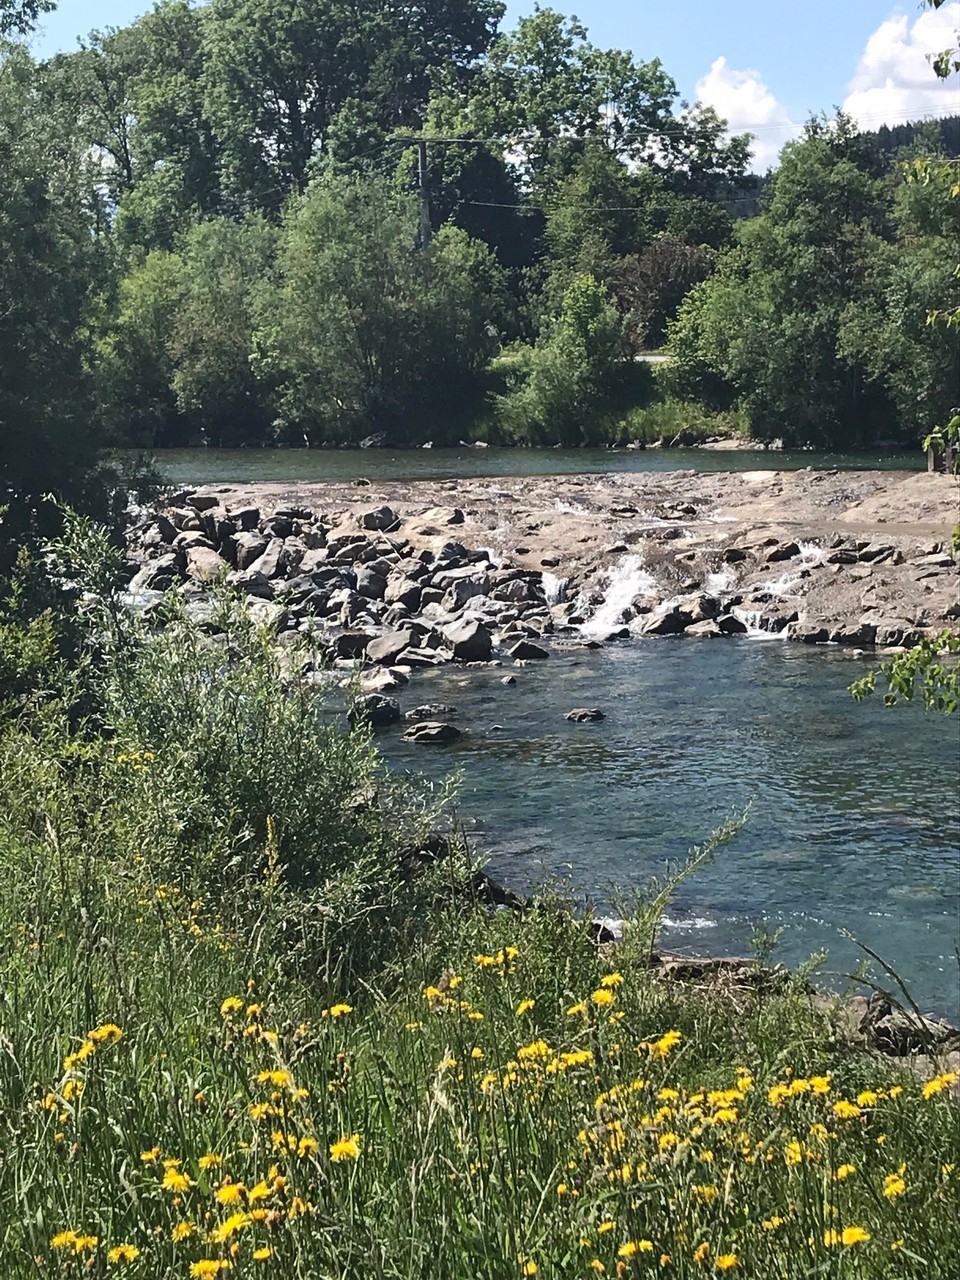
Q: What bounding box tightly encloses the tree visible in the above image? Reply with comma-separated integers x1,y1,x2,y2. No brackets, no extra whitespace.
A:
666,116,898,446
253,172,504,442
0,0,54,37
0,43,107,551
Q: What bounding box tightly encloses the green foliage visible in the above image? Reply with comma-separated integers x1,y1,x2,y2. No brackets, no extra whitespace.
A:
850,630,960,715
497,274,631,444
254,172,505,443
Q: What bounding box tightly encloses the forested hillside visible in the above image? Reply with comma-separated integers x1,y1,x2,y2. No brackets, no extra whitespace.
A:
2,0,958,482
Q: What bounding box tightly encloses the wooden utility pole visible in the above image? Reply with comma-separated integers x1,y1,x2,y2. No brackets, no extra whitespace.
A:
416,139,432,247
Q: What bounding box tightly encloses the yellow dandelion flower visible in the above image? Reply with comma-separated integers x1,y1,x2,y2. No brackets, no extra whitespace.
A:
522,1262,538,1276
515,999,536,1016
716,1256,738,1271
840,1227,870,1246
832,1100,862,1120
190,1263,231,1278
598,1220,616,1234
761,1217,784,1231
161,1169,193,1193
590,988,615,1008
215,1182,245,1205
693,1242,710,1264
106,1244,140,1263
835,1164,856,1181
139,1146,160,1164
923,1072,958,1099
856,1089,879,1107
171,1222,194,1241
618,1240,654,1257
327,1003,353,1018
253,1249,272,1262
650,1030,682,1058
247,1180,272,1203
810,1075,832,1094
329,1134,361,1162
517,1039,552,1061
51,1232,78,1250
209,1212,251,1243
589,1263,605,1274
220,997,243,1018
601,973,624,988
256,1070,293,1089
198,1154,222,1170
73,1235,98,1253
883,1172,906,1198
471,1047,485,1060
567,1001,588,1016
89,1023,122,1044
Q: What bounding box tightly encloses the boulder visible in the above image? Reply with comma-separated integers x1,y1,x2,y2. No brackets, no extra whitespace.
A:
129,553,183,592
397,646,452,667
185,545,226,582
248,539,285,580
640,603,692,636
405,703,458,722
233,531,269,570
229,505,261,531
565,707,605,722
349,693,401,728
402,720,462,744
765,541,800,562
509,639,550,660
686,619,723,638
358,506,399,531
384,577,422,611
228,568,274,599
335,632,374,659
721,546,749,563
419,506,464,526
356,566,388,600
366,630,414,666
444,618,493,662
361,667,408,693
717,613,748,634
187,492,222,512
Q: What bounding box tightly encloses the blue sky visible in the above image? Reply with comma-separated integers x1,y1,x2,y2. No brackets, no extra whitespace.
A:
27,1,960,170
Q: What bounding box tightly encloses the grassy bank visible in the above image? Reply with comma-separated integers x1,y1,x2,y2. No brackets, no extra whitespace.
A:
0,524,956,1278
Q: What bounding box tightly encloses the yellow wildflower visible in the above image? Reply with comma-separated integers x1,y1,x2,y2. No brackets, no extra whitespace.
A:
215,1183,245,1206
209,1212,251,1243
823,1230,841,1247
841,1227,870,1246
883,1171,906,1198
567,1001,588,1016
589,1263,605,1274
220,997,243,1018
784,1141,802,1166
326,1003,353,1018
618,1240,654,1257
856,1089,879,1107
517,1039,552,1062
522,1262,539,1276
106,1244,140,1263
51,1232,78,1250
190,1263,231,1278
590,988,615,1008
835,1164,856,1181
600,973,624,988
330,1134,361,1162
253,1249,272,1262
171,1222,194,1241
471,1047,485,1060
650,1030,682,1058
198,1154,222,1170
89,1023,122,1044
256,1069,293,1089
515,999,536,1016
832,1100,862,1119
598,1220,616,1234
693,1242,710,1263
761,1217,784,1231
161,1168,193,1193
716,1256,738,1271
923,1072,958,1099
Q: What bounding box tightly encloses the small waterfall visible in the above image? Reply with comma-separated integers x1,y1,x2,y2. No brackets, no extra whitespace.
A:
730,606,789,639
580,554,657,637
542,571,568,605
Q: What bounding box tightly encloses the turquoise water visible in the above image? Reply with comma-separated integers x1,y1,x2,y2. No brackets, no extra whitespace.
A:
382,641,960,1019
131,445,922,487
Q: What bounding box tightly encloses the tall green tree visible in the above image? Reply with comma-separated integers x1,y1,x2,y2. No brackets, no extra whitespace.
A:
667,116,896,446
253,172,505,443
0,44,106,542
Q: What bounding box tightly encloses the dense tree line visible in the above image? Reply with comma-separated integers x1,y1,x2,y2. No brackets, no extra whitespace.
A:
1,0,958,509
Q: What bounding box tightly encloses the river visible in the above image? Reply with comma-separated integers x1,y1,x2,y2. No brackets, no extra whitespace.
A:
130,445,922,487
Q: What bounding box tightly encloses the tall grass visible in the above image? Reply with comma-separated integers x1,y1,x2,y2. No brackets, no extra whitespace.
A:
0,523,956,1278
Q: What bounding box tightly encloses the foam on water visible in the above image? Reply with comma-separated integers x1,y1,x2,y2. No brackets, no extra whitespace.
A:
579,555,657,637
542,572,568,605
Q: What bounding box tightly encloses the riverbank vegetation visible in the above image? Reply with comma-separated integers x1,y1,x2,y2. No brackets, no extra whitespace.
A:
0,523,957,1276
2,0,959,494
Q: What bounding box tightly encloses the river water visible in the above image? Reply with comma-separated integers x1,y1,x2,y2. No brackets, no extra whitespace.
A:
148,446,957,1017
383,641,959,1020
133,445,921,487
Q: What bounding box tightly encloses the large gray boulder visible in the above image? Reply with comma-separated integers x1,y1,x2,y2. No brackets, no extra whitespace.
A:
509,639,549,660
356,566,388,600
349,694,401,728
185,545,227,582
402,721,462,744
358,506,399,531
444,619,493,662
366,630,414,666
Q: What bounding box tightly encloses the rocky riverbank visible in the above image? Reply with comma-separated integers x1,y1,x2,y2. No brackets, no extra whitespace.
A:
125,468,959,684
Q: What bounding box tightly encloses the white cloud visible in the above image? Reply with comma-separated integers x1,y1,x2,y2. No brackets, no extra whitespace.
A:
842,4,960,129
694,56,802,173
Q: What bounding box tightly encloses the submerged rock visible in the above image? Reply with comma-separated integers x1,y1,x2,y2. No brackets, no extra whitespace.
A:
402,720,462,744
565,707,605,722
